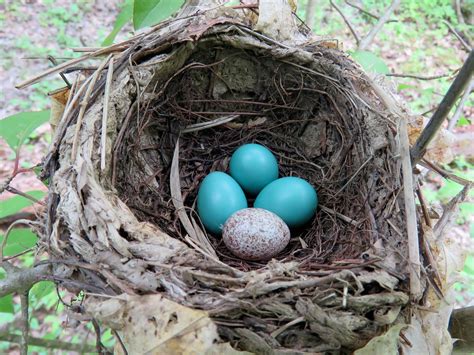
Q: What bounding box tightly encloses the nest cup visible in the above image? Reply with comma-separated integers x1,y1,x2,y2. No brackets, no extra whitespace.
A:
43,16,415,353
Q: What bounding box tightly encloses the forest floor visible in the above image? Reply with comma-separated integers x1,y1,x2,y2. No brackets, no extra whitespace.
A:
0,0,473,353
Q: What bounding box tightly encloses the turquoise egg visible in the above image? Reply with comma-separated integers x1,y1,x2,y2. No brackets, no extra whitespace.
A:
254,177,318,228
229,143,279,195
197,172,248,234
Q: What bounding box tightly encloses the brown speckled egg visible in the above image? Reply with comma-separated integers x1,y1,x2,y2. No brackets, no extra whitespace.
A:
223,208,290,261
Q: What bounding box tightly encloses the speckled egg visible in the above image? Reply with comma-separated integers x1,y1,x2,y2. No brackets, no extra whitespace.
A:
223,208,290,261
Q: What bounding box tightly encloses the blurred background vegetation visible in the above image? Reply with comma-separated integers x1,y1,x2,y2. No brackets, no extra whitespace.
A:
0,0,472,353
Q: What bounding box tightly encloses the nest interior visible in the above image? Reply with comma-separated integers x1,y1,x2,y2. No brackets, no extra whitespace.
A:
115,42,405,270
43,20,417,353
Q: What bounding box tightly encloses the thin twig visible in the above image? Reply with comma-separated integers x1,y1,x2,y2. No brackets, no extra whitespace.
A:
443,20,472,52
330,0,360,45
101,55,115,171
319,204,360,226
181,114,240,133
0,333,96,352
398,117,422,301
112,329,128,355
386,73,451,80
358,0,401,50
434,184,471,241
20,291,29,355
335,155,373,195
5,186,45,206
448,79,473,130
345,0,397,22
411,50,474,165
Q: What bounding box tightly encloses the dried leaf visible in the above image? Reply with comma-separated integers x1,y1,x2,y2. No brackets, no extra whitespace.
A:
354,324,406,355
87,294,246,354
254,0,305,42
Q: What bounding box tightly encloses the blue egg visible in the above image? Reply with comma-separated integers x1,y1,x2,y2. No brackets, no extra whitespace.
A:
230,144,279,195
197,172,248,234
254,177,318,228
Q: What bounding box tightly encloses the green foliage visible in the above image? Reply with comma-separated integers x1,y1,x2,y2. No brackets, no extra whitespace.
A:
102,0,133,46
0,191,45,218
0,229,38,257
0,110,50,153
133,0,184,30
350,50,390,74
0,294,14,314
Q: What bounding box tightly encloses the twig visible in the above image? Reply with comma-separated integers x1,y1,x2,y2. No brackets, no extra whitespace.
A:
4,186,45,206
443,20,472,52
15,40,133,89
398,117,422,301
420,159,473,186
112,329,128,355
434,184,471,241
411,50,474,165
344,0,397,22
358,0,401,50
101,55,115,171
47,55,71,88
181,114,240,133
71,54,113,160
386,73,451,80
448,79,473,130
0,333,96,352
330,0,360,45
335,155,373,195
319,204,360,226
20,291,29,355
91,319,106,354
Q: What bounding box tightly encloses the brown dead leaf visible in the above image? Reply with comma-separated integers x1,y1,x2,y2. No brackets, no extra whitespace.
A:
86,294,248,354
49,86,70,133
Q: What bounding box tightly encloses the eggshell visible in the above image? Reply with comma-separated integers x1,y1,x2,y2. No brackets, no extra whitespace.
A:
223,208,290,261
254,177,318,228
197,172,248,234
229,144,279,195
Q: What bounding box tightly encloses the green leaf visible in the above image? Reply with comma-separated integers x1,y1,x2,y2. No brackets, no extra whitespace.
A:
0,228,38,256
0,190,45,219
31,281,56,300
351,50,390,75
102,0,133,46
0,294,14,314
133,0,184,30
457,117,471,127
0,110,50,152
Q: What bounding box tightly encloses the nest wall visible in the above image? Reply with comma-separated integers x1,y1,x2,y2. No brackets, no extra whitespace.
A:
42,22,417,353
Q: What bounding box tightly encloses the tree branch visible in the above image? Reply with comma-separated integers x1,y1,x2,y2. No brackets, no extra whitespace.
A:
20,291,29,355
411,50,474,165
345,0,397,23
0,333,97,353
358,0,401,50
0,263,51,297
330,0,360,45
443,20,471,52
386,73,451,80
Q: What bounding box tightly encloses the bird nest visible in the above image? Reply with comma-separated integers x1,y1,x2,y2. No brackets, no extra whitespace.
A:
37,11,422,354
